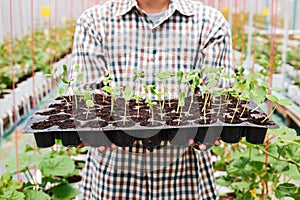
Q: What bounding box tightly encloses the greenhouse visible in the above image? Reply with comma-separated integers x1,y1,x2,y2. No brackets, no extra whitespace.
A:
0,0,300,199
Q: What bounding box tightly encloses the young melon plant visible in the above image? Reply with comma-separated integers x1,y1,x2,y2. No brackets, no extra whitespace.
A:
123,86,132,125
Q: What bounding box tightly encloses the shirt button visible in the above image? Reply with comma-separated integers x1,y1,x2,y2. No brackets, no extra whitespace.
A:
149,58,155,62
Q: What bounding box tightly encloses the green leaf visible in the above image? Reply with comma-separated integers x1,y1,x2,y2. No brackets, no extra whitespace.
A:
74,64,80,72
275,183,298,198
231,182,250,191
124,86,132,101
0,190,25,200
270,87,281,92
62,64,67,76
250,86,267,104
177,71,184,83
277,98,292,106
103,86,113,94
52,183,80,200
38,155,75,177
207,79,218,88
178,92,185,107
281,143,300,162
61,77,69,84
23,190,51,200
266,95,278,103
149,85,157,95
211,146,223,156
59,88,65,95
86,99,94,108
77,74,83,82
155,71,174,80
83,90,92,100
193,76,200,87
227,157,250,174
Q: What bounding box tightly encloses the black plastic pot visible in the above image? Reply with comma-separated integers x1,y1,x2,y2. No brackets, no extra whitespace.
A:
34,132,55,148
59,131,81,147
220,127,243,143
245,127,268,144
78,130,112,147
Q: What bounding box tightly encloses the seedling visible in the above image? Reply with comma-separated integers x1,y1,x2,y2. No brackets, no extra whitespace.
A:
123,86,132,125
155,71,174,109
83,89,94,119
185,70,200,114
132,93,145,117
177,91,185,125
85,99,94,119
72,64,83,109
45,67,70,107
144,84,163,119
261,95,292,123
102,72,113,102
61,64,73,102
145,99,157,125
103,85,120,116
133,69,145,95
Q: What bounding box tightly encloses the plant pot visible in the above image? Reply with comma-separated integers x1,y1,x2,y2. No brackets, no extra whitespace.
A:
220,126,243,143
34,132,55,148
245,127,267,144
78,130,112,147
59,131,81,146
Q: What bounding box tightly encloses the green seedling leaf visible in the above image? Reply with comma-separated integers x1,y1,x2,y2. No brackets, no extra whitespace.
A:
277,98,292,106
61,76,69,84
112,86,121,96
149,85,157,96
77,74,83,82
103,86,113,94
250,86,267,104
83,90,92,100
86,99,94,108
178,92,185,107
177,71,184,83
103,73,113,86
63,64,67,76
207,79,218,88
221,73,231,79
266,94,278,103
270,87,282,92
124,86,132,101
155,71,174,80
74,64,80,72
207,73,215,80
193,76,200,87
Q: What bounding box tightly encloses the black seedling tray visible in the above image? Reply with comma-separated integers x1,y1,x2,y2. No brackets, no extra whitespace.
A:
23,97,278,148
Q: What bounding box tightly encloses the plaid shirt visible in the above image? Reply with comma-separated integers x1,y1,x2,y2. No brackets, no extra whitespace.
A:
71,0,232,199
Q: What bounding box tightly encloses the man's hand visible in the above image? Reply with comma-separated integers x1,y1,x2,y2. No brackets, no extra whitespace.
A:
188,138,221,151
98,143,117,152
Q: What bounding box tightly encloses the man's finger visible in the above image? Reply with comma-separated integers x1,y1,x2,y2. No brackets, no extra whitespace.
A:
98,146,106,152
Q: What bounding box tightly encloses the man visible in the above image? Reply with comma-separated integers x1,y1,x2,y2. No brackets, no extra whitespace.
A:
71,0,232,199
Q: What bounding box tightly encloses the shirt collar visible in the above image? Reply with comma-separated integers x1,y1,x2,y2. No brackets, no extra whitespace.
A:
115,0,195,17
